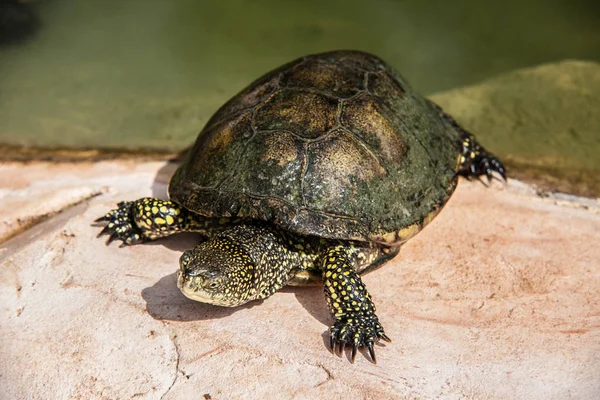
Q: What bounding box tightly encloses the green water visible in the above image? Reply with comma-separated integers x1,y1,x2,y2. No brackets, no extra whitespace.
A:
1,0,599,151
1,0,599,195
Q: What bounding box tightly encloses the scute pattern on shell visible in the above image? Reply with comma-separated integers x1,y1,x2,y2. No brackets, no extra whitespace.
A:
170,50,463,244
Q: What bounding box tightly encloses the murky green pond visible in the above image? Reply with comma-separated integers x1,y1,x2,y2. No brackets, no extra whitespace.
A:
1,0,599,195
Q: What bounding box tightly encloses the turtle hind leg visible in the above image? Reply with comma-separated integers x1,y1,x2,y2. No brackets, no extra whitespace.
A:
457,134,507,183
96,198,208,247
432,101,506,183
322,245,391,364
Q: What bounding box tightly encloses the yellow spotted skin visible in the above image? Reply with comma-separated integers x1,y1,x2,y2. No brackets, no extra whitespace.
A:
97,198,397,363
322,246,390,362
454,133,505,182
96,51,507,364
96,131,503,364
96,198,235,245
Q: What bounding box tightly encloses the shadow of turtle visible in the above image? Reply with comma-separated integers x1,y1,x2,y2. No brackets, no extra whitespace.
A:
141,155,381,354
142,272,267,322
142,270,335,328
286,281,390,363
283,285,331,327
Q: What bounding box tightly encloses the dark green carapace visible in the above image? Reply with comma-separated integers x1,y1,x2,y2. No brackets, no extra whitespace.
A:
97,50,505,363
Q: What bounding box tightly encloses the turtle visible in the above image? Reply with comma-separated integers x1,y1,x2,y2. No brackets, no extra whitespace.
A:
96,50,505,363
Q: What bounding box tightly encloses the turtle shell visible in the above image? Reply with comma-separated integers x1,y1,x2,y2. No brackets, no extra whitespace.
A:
169,50,462,245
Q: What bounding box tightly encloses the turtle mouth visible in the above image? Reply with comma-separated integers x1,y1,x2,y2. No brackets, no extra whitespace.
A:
177,270,240,307
177,270,210,302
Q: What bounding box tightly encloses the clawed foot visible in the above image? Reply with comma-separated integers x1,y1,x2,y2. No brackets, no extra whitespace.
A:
458,136,507,184
329,314,391,364
95,201,144,247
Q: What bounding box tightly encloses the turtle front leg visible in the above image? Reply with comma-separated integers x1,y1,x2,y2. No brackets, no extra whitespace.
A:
322,245,391,363
96,198,206,246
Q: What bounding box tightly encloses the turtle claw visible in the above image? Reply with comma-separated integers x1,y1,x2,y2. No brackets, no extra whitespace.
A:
491,158,507,181
329,314,389,364
96,201,144,246
329,334,335,354
97,224,111,238
457,134,507,184
380,333,392,343
106,232,117,245
476,175,490,187
459,151,507,184
338,340,346,357
368,343,376,364
95,208,121,223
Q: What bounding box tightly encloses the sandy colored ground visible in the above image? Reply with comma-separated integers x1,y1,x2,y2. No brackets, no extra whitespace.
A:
1,161,599,399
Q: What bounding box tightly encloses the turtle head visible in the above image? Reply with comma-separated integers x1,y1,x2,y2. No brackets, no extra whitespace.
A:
177,236,255,307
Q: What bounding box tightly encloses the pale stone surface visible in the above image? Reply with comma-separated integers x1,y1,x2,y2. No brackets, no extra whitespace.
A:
1,161,599,399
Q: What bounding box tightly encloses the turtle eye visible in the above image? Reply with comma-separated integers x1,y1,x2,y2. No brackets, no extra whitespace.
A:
209,282,219,289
